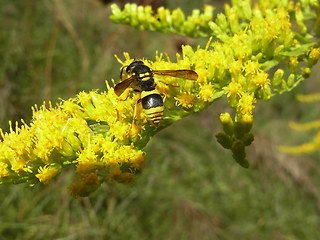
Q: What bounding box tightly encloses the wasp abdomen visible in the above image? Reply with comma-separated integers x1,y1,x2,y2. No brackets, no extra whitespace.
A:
141,93,163,109
141,90,164,126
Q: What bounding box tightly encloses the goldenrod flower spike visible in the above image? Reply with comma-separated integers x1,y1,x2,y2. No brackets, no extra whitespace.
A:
1,0,320,196
110,4,215,37
109,0,319,163
0,88,147,197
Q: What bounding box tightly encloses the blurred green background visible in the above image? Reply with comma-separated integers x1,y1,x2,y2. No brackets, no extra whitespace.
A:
1,0,320,239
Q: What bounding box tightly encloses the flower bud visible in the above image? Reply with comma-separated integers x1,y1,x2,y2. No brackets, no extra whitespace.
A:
220,112,234,135
216,132,233,149
232,140,249,168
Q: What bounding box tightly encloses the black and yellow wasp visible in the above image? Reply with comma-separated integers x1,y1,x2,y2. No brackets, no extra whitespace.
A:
114,60,198,127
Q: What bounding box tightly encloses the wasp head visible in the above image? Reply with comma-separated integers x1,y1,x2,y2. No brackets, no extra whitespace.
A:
126,60,144,75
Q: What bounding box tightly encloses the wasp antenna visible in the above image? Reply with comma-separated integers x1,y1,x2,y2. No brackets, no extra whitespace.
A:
119,66,125,80
119,64,130,80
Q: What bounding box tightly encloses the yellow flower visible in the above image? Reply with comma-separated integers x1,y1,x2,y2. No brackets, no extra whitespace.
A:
289,56,299,73
108,121,132,141
68,177,99,198
68,180,84,198
32,106,69,162
11,158,30,173
308,48,320,60
36,165,61,184
224,80,243,98
156,81,171,98
0,162,9,178
0,121,34,174
244,60,260,76
254,71,270,88
129,123,145,139
229,60,243,76
237,93,256,116
175,92,195,108
84,172,100,186
199,83,215,102
109,167,134,183
61,118,90,150
308,48,320,66
241,114,253,130
76,156,98,177
130,151,146,169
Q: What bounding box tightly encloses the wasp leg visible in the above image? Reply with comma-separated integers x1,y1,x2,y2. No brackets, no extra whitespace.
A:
126,98,142,138
161,94,166,103
132,99,140,127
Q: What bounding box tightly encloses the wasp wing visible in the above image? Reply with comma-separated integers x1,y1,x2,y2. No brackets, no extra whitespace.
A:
153,70,198,81
114,76,135,96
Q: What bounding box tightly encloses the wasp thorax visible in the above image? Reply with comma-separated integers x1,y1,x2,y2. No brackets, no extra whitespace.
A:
131,65,155,91
132,64,151,76
137,76,155,91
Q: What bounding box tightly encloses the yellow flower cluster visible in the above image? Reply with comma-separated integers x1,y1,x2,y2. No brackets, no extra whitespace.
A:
0,83,147,196
110,4,214,37
109,0,319,166
1,0,319,195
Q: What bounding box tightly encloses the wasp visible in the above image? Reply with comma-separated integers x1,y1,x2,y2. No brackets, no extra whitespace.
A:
114,60,198,127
